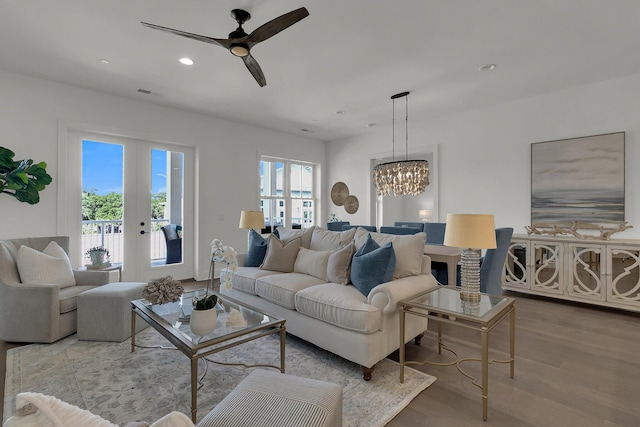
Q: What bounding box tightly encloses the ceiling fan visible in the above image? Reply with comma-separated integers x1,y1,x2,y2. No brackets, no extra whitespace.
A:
141,7,309,87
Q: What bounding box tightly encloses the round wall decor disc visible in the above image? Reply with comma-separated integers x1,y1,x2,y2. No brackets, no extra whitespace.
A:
344,195,359,214
331,182,349,206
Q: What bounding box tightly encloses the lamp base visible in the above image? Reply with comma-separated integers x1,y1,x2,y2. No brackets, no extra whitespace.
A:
459,291,481,302
459,248,481,302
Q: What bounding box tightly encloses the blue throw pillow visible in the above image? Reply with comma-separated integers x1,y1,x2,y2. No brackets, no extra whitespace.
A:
245,229,267,267
350,234,396,296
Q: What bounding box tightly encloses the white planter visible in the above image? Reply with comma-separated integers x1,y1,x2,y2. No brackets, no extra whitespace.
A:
190,308,217,336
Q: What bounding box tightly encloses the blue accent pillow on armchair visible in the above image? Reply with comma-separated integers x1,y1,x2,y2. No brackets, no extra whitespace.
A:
245,229,267,267
350,234,396,296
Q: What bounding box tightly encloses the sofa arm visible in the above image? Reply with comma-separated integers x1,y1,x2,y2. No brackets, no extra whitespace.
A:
73,269,116,285
0,281,60,342
368,274,438,314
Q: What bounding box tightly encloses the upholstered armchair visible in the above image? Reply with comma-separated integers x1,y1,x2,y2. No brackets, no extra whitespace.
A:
161,224,182,264
379,226,422,235
480,227,514,294
0,236,115,343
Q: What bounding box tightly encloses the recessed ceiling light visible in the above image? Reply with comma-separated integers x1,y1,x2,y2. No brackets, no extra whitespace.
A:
99,59,109,64
179,57,194,66
479,64,497,72
300,128,314,133
366,123,377,128
335,110,346,115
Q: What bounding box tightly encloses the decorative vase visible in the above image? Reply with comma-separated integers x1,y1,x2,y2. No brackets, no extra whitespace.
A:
90,251,106,265
190,308,217,336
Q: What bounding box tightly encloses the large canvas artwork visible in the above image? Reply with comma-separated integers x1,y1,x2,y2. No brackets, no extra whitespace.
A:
531,132,625,226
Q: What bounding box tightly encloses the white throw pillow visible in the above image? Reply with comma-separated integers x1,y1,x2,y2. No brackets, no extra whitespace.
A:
16,241,76,288
294,247,331,281
354,229,426,279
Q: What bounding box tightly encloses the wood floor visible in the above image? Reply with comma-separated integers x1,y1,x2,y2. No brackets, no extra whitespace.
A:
3,287,640,426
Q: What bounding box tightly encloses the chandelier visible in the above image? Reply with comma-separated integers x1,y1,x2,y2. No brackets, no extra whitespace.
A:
373,91,429,196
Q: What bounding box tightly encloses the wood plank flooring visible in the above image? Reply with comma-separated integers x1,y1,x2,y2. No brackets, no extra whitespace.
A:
3,286,640,426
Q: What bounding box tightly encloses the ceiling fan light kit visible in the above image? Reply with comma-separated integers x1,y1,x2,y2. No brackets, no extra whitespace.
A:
142,7,309,87
373,91,430,196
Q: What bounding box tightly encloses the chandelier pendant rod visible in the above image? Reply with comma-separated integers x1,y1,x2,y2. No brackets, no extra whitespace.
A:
405,94,409,161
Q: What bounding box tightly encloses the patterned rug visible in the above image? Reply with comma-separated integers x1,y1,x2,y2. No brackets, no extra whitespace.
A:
4,328,435,426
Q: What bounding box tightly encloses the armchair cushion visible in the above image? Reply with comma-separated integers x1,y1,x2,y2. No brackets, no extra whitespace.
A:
0,243,20,284
310,227,356,251
16,241,76,288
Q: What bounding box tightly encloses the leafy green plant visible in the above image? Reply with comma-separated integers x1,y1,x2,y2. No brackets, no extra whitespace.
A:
0,147,52,204
193,294,217,311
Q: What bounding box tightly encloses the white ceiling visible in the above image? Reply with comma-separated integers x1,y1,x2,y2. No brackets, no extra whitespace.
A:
2,0,640,142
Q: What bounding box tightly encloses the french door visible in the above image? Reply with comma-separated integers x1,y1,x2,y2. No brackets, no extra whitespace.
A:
65,131,194,282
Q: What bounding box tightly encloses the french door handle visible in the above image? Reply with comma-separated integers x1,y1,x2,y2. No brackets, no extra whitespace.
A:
140,230,146,235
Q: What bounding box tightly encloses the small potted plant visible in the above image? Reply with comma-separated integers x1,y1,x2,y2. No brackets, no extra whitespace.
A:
190,293,218,336
85,246,110,266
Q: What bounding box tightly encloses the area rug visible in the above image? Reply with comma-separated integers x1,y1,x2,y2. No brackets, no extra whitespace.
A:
4,328,435,426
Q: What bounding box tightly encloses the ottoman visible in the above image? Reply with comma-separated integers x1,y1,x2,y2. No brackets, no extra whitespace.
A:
197,369,343,427
77,282,148,342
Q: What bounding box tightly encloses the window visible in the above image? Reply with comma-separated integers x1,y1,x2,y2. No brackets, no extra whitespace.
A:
260,157,316,229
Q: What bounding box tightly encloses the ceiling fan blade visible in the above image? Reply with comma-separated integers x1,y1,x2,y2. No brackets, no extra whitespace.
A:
141,22,233,49
242,54,267,87
246,7,309,46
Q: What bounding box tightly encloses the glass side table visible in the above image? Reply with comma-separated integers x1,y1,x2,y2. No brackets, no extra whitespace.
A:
399,286,516,421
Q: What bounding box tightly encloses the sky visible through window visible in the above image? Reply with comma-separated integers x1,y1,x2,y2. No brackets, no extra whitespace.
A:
82,140,167,195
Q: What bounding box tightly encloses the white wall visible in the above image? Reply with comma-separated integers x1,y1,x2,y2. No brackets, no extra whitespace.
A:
0,70,326,279
328,71,640,239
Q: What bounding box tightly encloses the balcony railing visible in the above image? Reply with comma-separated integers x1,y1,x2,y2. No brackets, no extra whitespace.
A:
81,219,170,264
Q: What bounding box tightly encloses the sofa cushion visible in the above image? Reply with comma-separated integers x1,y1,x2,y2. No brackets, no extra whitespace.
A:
245,230,268,267
274,226,315,249
59,285,96,314
256,273,326,309
231,267,281,295
326,242,355,285
294,248,331,281
309,227,356,251
350,235,396,296
295,283,382,333
16,241,76,288
261,235,301,273
0,243,20,284
354,229,425,279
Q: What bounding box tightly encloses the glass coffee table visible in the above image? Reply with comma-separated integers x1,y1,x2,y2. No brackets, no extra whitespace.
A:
399,286,515,421
131,290,286,423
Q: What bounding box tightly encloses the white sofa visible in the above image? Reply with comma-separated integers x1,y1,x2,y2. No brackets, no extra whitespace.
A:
221,227,438,380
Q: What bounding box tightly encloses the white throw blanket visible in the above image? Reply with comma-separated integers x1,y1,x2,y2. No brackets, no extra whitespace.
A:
4,392,194,427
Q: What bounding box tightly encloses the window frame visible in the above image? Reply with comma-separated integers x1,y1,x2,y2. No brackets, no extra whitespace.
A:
260,156,316,230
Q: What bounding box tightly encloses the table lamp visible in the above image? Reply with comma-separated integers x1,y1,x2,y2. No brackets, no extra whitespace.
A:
239,210,265,248
443,213,496,301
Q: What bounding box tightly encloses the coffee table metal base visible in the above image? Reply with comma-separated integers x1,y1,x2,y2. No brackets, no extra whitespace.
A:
131,300,286,423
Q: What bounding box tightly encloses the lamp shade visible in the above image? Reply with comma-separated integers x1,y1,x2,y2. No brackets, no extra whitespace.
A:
443,214,496,249
418,209,431,221
239,210,265,229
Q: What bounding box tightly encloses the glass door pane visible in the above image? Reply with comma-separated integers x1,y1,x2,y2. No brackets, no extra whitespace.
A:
81,140,124,265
